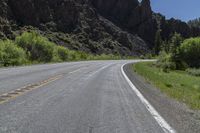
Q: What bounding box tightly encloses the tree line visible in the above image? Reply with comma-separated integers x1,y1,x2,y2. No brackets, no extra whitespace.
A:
154,29,200,75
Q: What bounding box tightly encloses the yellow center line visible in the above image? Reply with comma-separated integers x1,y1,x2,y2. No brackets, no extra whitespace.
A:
0,74,63,105
0,67,86,105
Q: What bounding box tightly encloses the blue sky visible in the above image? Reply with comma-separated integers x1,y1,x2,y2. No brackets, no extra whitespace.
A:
149,0,200,22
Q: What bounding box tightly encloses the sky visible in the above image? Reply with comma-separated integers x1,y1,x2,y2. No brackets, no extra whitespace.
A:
149,0,200,22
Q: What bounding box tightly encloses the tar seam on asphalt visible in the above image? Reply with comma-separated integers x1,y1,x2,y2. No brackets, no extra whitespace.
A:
0,67,87,104
0,74,63,104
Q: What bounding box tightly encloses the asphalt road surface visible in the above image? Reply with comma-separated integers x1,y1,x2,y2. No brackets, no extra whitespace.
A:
0,60,175,133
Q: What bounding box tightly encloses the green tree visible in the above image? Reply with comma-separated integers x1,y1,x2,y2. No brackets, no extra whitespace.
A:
170,33,183,54
179,37,200,68
160,40,170,53
169,33,186,70
154,30,163,55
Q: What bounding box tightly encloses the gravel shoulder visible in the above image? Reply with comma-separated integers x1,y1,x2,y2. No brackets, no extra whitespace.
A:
124,63,200,133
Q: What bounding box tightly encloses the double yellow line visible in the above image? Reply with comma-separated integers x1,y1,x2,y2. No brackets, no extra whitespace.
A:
0,74,63,104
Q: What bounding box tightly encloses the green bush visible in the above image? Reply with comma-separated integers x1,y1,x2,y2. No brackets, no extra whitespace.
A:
55,46,69,61
53,46,88,62
89,54,120,60
179,38,200,68
77,51,90,60
0,31,133,67
156,51,176,72
173,59,188,70
67,50,79,61
186,68,200,77
0,40,27,66
16,32,55,62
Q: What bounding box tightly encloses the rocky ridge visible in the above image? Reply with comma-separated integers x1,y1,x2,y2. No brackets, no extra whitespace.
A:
0,0,199,56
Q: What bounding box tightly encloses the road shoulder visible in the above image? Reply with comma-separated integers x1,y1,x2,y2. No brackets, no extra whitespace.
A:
123,63,200,133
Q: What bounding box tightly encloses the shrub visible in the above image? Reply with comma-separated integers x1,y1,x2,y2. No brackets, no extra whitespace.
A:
15,32,55,62
143,53,153,59
186,68,200,77
67,50,79,61
173,59,188,70
156,51,176,72
0,40,27,66
55,46,69,61
76,51,89,60
179,37,200,68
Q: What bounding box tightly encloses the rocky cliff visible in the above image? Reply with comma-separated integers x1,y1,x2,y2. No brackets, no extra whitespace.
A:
91,0,157,48
0,0,199,56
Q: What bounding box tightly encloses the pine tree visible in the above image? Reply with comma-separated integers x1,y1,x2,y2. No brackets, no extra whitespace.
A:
169,33,183,69
161,40,170,53
154,30,163,55
170,32,183,54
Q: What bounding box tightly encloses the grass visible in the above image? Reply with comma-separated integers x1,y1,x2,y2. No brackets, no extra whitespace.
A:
133,62,200,110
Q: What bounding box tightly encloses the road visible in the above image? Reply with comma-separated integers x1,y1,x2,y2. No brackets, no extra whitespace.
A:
0,60,174,133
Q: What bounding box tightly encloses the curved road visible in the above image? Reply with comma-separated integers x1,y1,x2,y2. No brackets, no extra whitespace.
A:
0,60,174,133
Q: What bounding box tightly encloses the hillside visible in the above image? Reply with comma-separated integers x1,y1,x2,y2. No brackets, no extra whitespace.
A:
0,0,199,56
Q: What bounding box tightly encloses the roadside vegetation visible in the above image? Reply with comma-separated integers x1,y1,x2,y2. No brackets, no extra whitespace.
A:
154,32,200,74
0,31,132,67
0,40,28,66
133,62,200,110
133,32,200,110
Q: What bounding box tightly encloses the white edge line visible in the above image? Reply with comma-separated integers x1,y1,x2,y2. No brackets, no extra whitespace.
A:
121,63,176,133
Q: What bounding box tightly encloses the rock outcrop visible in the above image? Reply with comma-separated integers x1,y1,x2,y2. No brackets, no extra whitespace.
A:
91,0,157,47
0,0,199,56
90,0,200,48
0,0,150,56
153,13,200,41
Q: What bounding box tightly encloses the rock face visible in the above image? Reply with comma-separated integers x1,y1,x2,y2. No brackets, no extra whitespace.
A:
0,0,150,56
153,13,200,41
8,0,79,32
90,0,200,47
91,0,157,47
0,0,199,55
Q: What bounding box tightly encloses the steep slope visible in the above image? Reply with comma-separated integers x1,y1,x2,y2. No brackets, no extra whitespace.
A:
0,0,199,56
90,0,200,47
91,0,157,47
153,13,200,41
0,0,149,56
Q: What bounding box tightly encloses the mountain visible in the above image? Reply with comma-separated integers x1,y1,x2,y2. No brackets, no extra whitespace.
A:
154,13,200,41
0,0,200,56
